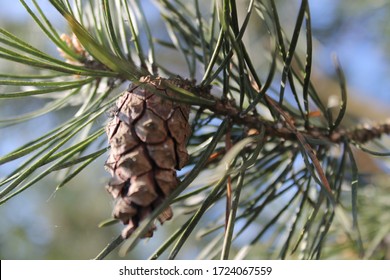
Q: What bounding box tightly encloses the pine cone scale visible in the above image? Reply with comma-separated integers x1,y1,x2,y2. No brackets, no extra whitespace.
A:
134,109,168,144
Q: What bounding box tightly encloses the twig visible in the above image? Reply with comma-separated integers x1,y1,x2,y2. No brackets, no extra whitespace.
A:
196,88,390,146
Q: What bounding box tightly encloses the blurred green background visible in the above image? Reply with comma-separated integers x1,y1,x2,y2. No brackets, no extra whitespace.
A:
1,0,390,259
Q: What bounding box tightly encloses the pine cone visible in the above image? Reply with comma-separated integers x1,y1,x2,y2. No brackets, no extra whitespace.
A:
105,75,192,238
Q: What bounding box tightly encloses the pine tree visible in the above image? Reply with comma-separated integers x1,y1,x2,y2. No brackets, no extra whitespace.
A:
0,0,389,259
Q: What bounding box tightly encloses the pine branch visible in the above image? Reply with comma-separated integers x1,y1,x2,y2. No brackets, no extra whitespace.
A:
1,0,389,260
198,88,390,146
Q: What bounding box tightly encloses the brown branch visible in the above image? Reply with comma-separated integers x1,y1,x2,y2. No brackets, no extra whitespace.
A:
198,90,390,146
331,121,390,144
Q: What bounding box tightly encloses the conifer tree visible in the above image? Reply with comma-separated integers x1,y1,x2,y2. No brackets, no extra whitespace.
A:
1,0,389,259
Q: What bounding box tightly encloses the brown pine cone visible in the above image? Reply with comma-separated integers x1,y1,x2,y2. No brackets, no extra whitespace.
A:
105,75,192,238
